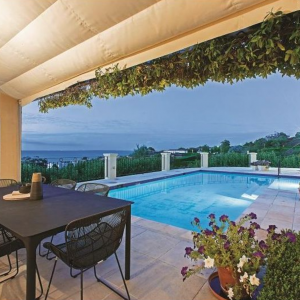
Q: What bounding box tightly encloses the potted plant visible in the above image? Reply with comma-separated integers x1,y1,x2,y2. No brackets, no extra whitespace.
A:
250,161,259,171
181,213,269,300
258,160,270,171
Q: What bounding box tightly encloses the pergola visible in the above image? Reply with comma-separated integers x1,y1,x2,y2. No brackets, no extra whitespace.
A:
1,0,299,181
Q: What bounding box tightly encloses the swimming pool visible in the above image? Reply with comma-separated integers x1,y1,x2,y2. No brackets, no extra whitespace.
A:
109,172,299,230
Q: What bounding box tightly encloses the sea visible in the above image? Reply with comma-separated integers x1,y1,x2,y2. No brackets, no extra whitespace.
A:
22,150,132,163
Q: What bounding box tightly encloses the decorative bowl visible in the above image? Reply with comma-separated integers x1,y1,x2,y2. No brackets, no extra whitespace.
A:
19,184,31,194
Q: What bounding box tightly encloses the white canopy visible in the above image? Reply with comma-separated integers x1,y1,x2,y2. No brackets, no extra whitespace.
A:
0,0,299,106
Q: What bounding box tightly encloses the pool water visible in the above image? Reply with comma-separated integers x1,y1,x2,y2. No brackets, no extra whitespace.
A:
109,172,299,230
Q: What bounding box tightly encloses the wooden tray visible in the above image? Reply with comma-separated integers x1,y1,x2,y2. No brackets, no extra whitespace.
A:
3,192,30,201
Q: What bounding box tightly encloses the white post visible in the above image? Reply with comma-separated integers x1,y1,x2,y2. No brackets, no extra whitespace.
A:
103,153,118,180
248,152,257,167
161,152,171,171
200,152,209,168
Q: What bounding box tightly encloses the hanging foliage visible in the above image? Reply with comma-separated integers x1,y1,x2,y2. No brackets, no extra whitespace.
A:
38,11,300,113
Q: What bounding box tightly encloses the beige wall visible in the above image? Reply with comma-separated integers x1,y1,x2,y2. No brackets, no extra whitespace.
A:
0,92,21,181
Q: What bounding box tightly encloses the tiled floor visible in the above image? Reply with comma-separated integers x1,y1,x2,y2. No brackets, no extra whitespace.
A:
1,168,299,300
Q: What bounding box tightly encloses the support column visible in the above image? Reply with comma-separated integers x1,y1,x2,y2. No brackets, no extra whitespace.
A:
248,152,257,166
200,152,209,168
0,93,21,181
161,153,171,171
104,153,118,180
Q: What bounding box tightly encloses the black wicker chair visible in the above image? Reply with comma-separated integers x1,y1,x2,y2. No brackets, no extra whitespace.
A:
50,179,77,190
76,183,110,196
0,179,18,188
44,209,130,300
39,179,77,259
0,227,43,297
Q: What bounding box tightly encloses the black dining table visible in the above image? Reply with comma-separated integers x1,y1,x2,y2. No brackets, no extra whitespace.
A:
0,185,133,300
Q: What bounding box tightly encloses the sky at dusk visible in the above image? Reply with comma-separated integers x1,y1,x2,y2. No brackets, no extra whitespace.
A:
22,73,300,151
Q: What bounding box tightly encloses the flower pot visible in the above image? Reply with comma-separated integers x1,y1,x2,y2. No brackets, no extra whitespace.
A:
217,267,237,293
217,267,249,300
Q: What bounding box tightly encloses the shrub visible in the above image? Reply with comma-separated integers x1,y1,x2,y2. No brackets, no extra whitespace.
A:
258,230,300,300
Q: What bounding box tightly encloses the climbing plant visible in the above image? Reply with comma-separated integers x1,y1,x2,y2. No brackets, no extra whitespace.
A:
38,11,300,113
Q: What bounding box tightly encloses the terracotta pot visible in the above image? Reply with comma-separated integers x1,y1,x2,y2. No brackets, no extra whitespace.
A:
217,267,237,293
217,267,251,300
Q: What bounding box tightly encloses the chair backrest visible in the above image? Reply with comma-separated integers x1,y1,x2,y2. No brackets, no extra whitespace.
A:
65,209,127,269
51,179,77,190
76,183,110,196
0,179,18,188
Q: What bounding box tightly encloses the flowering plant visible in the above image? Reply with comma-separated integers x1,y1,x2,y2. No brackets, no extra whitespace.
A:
250,160,271,167
181,213,269,300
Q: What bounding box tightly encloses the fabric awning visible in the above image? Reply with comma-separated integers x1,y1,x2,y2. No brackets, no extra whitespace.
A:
0,0,299,106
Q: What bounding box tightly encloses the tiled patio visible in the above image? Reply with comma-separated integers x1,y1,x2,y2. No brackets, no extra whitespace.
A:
1,168,299,300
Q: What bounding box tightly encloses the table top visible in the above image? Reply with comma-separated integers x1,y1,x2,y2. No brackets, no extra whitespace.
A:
0,185,133,239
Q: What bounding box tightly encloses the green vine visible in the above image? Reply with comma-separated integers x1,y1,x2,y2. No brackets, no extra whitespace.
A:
38,11,300,113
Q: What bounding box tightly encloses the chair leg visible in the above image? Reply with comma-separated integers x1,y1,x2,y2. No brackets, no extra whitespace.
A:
38,243,46,257
80,270,83,300
94,253,130,300
0,251,20,283
0,254,12,277
45,257,58,300
36,263,44,300
38,235,55,260
70,266,89,278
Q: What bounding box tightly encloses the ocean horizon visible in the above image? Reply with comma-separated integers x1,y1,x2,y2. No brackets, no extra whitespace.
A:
22,150,132,162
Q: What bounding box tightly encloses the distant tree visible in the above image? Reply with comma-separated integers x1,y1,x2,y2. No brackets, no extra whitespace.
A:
295,132,300,138
266,132,289,140
200,144,210,152
220,140,230,153
132,144,153,158
254,138,267,150
228,145,245,153
188,147,198,153
210,146,220,154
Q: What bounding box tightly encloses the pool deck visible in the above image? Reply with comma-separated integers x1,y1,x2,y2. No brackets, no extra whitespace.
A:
1,167,300,300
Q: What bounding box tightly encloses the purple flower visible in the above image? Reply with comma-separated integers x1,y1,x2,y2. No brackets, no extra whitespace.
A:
250,222,260,230
267,225,277,233
248,212,257,220
185,247,193,256
213,225,219,232
224,241,230,250
208,213,215,219
194,217,200,224
253,251,264,258
219,215,229,222
209,221,214,226
204,229,215,236
238,226,245,234
230,221,236,226
220,234,227,240
198,245,205,254
181,266,188,277
248,228,255,238
259,240,268,250
285,231,296,243
271,233,281,241
192,233,200,239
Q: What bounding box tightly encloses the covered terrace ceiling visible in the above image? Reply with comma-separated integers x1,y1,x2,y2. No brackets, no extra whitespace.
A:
1,0,299,106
